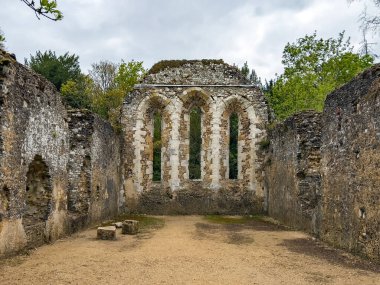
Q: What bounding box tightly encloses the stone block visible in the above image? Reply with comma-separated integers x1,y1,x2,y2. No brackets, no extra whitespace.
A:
97,226,116,240
122,220,139,235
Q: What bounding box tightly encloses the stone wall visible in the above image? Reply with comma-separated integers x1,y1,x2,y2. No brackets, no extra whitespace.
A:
122,60,269,214
0,50,122,256
0,50,70,254
264,111,322,234
265,64,380,263
320,64,380,263
67,110,121,233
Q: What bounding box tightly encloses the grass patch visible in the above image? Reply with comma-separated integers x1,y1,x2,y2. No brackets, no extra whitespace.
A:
102,214,165,231
204,215,265,225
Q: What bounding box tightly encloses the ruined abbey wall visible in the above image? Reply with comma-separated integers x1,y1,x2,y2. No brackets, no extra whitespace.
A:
264,111,322,235
67,110,121,233
265,64,380,263
0,50,121,256
122,61,269,214
321,64,380,263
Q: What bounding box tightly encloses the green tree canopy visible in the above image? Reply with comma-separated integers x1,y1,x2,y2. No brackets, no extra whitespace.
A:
25,50,81,90
61,59,146,130
266,31,374,120
0,28,5,49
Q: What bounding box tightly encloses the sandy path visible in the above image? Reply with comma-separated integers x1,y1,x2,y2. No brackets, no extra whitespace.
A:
0,216,379,285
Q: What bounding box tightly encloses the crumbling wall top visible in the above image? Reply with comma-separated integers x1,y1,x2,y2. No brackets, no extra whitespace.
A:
143,59,249,85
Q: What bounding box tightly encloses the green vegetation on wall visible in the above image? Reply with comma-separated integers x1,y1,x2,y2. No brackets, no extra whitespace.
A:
229,113,238,179
189,107,202,179
265,32,373,121
153,112,162,182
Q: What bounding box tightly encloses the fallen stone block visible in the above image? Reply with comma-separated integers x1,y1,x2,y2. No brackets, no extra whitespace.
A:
113,222,123,228
122,220,139,235
97,226,116,240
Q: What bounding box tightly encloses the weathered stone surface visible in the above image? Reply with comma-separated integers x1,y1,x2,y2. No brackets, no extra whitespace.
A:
122,60,269,214
265,64,380,264
0,49,122,256
320,64,380,263
264,111,322,235
97,226,116,240
67,110,122,232
113,222,123,228
0,49,70,253
122,220,139,235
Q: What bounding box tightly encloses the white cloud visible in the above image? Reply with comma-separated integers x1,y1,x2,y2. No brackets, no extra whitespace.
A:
0,0,377,82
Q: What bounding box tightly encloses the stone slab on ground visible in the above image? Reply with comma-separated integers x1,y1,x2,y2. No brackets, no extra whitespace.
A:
122,220,139,235
97,226,116,240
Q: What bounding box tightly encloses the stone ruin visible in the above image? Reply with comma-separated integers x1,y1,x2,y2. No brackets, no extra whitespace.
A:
0,49,379,264
122,60,268,214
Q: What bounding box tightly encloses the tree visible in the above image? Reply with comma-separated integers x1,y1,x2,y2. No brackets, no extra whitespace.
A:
21,0,63,21
0,28,5,49
241,62,250,79
240,61,263,87
89,61,118,92
267,31,373,120
25,50,81,90
89,60,146,129
349,0,380,33
61,75,94,109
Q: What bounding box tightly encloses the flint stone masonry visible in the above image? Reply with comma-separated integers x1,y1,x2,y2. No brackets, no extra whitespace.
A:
265,64,380,264
320,64,380,263
122,60,269,214
0,49,69,253
264,111,322,235
121,220,139,235
0,49,122,256
67,110,122,233
97,226,116,240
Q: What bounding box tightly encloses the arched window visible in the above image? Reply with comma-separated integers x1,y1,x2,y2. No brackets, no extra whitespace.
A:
189,107,202,179
24,155,52,227
229,113,238,179
153,111,162,182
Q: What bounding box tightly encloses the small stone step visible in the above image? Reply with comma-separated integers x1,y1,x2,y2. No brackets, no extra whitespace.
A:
97,226,116,240
122,220,139,235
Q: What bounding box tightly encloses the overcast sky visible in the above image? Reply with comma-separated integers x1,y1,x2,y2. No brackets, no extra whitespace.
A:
0,0,379,81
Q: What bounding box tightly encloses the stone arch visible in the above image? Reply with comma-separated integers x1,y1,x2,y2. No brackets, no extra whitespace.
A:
23,154,53,245
219,96,260,190
133,93,171,192
178,88,213,183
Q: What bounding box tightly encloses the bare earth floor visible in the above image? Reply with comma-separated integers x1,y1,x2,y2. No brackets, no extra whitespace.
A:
0,216,379,285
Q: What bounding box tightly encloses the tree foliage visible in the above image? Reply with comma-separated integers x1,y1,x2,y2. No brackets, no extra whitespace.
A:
0,28,5,49
21,0,63,21
60,75,93,109
240,61,262,87
349,0,380,33
25,50,81,90
61,59,146,129
266,32,374,120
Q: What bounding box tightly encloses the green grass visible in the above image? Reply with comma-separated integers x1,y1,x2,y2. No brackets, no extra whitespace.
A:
204,215,265,225
104,214,165,231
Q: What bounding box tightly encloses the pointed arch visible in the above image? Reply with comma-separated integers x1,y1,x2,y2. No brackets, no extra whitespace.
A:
23,154,53,244
219,95,261,191
133,93,171,192
178,88,213,183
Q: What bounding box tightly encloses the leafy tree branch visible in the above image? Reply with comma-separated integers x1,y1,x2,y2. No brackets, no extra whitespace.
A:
21,0,63,21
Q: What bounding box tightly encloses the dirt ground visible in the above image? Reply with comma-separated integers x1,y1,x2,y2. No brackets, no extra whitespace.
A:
0,216,379,285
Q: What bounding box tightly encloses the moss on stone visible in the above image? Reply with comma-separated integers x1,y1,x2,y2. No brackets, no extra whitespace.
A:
148,59,225,74
204,215,264,224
